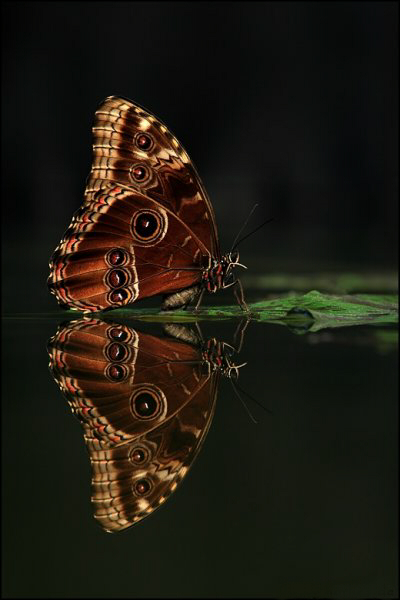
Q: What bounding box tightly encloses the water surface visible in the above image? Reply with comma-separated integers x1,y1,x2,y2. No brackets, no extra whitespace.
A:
2,315,398,598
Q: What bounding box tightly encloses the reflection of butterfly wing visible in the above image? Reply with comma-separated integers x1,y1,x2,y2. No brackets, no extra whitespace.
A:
86,377,217,532
48,96,220,312
48,318,218,531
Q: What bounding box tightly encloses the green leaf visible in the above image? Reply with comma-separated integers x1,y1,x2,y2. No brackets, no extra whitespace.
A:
4,291,397,332
84,290,399,331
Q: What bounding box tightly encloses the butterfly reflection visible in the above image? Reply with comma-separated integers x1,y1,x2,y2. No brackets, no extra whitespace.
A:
47,318,247,532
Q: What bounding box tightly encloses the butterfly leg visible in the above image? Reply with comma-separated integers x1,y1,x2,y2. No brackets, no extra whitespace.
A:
193,288,206,312
233,278,249,312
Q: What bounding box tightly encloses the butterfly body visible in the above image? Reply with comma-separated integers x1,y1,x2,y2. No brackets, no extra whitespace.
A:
48,96,247,312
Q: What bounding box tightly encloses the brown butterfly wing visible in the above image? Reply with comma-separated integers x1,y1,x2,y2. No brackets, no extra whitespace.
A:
48,319,218,531
48,95,220,311
48,184,206,312
87,95,219,257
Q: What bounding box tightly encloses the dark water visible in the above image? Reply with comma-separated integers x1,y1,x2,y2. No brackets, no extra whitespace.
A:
2,314,398,598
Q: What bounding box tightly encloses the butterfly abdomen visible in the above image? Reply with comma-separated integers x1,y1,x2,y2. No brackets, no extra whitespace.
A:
161,285,201,310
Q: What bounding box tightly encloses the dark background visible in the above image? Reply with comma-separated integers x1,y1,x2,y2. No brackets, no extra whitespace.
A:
1,4,398,597
1,1,398,313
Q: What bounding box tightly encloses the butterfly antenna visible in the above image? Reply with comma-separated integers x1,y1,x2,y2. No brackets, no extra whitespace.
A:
234,381,273,415
230,203,259,252
232,217,274,251
230,379,258,424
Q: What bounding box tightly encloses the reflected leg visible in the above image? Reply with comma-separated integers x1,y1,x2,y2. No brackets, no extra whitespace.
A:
233,318,251,353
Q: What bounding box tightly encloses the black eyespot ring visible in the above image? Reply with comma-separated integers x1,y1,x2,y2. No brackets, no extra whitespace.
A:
108,326,129,342
131,209,167,245
105,363,128,382
129,445,151,466
106,248,128,267
129,164,150,184
135,133,153,151
106,268,128,289
134,213,158,238
130,385,167,421
105,342,128,362
107,288,130,305
133,477,153,497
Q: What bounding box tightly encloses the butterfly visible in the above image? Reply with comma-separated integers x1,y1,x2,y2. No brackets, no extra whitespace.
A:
48,96,248,313
47,317,247,532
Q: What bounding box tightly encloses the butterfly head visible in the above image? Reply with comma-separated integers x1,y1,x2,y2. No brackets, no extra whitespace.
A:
222,250,247,289
203,251,247,293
